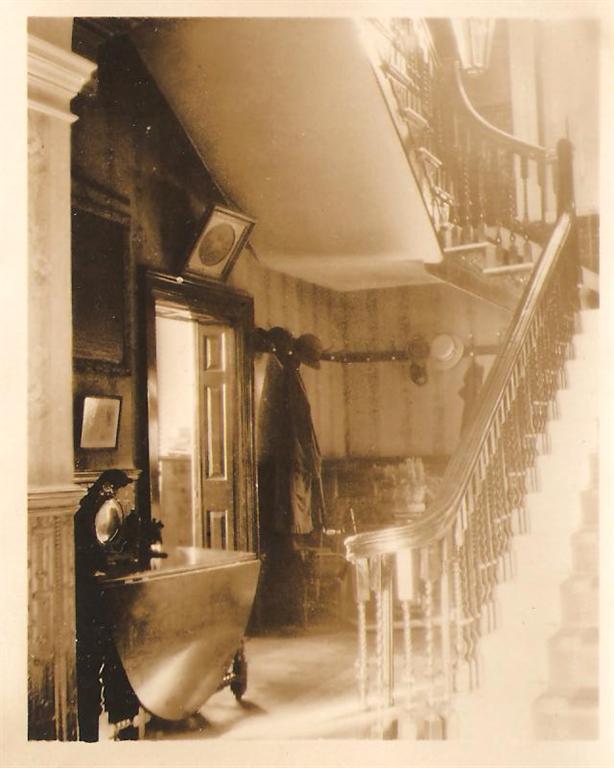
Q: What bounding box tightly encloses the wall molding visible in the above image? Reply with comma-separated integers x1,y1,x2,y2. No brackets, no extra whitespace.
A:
28,484,85,517
28,34,96,123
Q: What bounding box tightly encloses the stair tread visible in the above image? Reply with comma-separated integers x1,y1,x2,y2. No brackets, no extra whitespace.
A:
561,573,599,587
550,625,599,643
536,685,598,705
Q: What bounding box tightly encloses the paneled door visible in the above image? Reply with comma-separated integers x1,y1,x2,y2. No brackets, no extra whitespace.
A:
195,322,236,550
147,272,257,555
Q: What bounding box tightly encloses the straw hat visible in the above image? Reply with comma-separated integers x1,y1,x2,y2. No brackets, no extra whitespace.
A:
430,334,464,371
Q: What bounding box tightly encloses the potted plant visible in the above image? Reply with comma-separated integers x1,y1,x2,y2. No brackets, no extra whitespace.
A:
393,458,427,524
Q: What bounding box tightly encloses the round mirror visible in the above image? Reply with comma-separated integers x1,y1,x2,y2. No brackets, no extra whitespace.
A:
94,498,124,545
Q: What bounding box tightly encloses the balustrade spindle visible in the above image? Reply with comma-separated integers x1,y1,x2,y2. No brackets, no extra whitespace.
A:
465,523,481,688
353,558,370,707
452,523,471,692
484,437,499,631
420,547,438,722
395,548,415,713
440,537,454,717
458,534,476,688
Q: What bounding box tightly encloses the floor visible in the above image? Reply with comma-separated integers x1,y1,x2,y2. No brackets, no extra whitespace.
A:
144,619,371,740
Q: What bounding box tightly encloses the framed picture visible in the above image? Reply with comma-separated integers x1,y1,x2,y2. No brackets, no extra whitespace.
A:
79,396,122,449
178,204,255,281
71,177,132,373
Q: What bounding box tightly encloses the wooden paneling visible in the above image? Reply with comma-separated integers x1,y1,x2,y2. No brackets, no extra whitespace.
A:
28,488,84,740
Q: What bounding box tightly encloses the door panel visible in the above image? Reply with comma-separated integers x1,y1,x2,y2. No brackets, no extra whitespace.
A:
197,324,235,550
147,273,257,555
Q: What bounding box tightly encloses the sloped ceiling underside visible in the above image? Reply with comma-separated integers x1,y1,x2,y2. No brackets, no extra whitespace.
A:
132,18,442,291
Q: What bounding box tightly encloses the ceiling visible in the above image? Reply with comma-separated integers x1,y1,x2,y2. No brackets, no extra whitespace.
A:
132,18,442,291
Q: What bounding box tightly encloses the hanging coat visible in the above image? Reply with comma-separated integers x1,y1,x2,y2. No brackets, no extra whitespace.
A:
258,355,325,537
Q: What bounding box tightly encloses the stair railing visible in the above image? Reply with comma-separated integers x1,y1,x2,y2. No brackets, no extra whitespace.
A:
344,54,580,737
362,19,557,261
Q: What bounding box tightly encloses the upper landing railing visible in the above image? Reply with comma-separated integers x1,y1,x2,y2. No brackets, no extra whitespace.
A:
344,18,580,738
363,19,560,262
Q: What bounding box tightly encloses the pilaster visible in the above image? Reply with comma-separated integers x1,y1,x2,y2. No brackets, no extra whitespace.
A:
27,27,96,740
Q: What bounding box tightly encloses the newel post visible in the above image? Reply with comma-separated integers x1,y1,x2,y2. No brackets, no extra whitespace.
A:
555,138,582,313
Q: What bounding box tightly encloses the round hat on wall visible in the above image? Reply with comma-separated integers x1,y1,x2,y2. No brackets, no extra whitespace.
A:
294,333,325,369
430,333,464,371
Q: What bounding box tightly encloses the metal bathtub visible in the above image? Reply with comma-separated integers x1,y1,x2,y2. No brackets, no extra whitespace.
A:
99,546,260,721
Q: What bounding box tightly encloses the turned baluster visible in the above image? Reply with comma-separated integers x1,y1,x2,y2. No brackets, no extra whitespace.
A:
395,548,414,708
439,534,456,735
418,544,446,738
353,557,370,708
369,552,395,739
463,521,481,689
452,510,472,691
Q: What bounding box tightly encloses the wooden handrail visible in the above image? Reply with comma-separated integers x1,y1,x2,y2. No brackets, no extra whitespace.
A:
345,208,572,561
345,23,580,730
451,61,552,162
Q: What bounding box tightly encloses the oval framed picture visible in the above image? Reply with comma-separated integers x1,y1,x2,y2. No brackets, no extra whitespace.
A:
180,204,255,281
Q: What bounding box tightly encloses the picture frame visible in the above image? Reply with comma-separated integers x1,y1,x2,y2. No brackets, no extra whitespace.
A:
178,203,255,282
79,395,122,450
71,176,132,374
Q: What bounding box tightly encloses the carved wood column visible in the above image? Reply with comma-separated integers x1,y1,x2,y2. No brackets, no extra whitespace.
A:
27,28,96,740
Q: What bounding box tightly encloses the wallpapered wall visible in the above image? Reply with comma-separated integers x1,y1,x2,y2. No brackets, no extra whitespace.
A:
339,283,510,458
228,252,347,459
70,35,509,485
71,35,348,472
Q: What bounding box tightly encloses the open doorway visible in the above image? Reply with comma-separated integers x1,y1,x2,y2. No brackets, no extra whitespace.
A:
144,271,257,554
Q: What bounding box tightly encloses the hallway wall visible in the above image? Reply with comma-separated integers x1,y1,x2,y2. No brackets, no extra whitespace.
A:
70,34,509,490
341,283,510,458
229,253,347,459
71,35,347,483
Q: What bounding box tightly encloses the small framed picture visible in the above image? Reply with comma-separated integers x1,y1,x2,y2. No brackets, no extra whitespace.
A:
79,395,122,449
178,204,255,281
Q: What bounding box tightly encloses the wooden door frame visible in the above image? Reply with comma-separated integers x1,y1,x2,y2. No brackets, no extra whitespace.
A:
140,269,258,553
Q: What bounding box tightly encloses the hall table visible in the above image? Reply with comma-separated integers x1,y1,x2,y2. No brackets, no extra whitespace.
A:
98,546,261,722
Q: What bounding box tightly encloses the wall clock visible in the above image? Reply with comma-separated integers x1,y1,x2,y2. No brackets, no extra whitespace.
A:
179,204,255,281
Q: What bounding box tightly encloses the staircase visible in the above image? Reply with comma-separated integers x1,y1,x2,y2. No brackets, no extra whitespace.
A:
532,308,599,739
340,15,597,743
452,308,599,741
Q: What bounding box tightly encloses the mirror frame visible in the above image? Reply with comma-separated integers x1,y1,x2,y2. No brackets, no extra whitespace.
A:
139,269,258,554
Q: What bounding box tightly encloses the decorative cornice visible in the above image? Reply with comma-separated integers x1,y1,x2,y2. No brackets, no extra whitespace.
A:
28,484,86,517
28,34,97,123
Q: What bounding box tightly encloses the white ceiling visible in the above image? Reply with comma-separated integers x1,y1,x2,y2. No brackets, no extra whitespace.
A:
133,18,442,291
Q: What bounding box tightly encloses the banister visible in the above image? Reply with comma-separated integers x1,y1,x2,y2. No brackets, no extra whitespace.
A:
345,24,579,730
451,61,551,162
345,208,572,562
